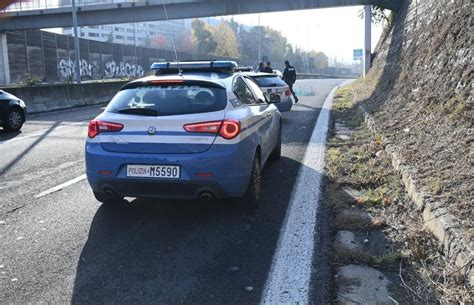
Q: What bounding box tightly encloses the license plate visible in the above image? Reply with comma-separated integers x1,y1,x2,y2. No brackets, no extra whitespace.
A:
127,165,180,179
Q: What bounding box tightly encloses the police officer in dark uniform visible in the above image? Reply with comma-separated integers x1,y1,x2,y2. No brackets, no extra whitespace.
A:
283,60,298,103
263,61,273,73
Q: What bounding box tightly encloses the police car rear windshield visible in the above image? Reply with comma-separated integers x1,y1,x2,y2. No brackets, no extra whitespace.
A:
251,75,287,87
106,85,227,116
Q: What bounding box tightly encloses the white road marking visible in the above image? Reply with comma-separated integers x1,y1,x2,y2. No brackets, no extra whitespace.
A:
261,86,339,304
0,121,88,144
35,174,87,199
0,131,46,144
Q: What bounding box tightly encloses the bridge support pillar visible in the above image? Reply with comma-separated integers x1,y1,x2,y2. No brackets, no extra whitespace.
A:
0,34,10,84
363,5,371,77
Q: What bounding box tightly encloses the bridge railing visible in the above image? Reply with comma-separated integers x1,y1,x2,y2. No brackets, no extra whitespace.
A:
2,0,144,12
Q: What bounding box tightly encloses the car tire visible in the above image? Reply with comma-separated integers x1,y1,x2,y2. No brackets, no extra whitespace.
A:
4,108,24,132
93,191,124,205
243,154,262,208
270,124,282,161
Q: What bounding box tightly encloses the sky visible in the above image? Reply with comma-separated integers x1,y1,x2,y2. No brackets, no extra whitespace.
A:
222,6,384,63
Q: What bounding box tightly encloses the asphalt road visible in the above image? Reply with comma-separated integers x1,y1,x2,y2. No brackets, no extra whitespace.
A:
0,79,346,304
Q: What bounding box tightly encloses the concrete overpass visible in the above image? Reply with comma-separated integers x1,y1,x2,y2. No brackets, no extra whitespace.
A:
0,0,403,84
0,0,402,31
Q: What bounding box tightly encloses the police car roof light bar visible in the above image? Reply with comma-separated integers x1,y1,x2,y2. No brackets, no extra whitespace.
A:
150,60,238,71
234,66,252,72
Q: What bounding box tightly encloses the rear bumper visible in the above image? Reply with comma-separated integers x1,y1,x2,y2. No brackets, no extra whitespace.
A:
85,140,255,199
94,179,226,199
275,98,292,112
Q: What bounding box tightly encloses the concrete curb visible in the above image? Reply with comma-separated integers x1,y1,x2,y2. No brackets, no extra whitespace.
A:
358,104,473,286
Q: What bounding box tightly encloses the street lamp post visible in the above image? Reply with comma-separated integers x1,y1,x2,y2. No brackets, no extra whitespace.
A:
257,14,261,66
363,5,371,77
71,0,81,83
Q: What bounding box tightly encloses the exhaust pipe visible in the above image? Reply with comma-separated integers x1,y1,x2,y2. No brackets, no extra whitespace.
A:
102,186,119,199
199,192,213,201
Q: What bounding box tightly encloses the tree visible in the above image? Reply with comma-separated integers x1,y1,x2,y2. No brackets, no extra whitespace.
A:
263,27,291,67
308,50,329,72
227,18,240,35
177,30,197,54
152,34,167,49
237,26,260,64
191,19,217,55
290,48,305,71
238,25,292,68
212,22,240,58
359,6,394,27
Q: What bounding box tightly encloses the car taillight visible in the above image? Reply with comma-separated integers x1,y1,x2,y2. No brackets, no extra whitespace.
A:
285,89,291,96
184,120,241,140
219,120,240,139
149,79,184,85
183,121,222,134
88,120,124,138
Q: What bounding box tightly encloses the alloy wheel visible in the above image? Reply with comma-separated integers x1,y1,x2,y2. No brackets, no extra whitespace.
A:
8,110,23,130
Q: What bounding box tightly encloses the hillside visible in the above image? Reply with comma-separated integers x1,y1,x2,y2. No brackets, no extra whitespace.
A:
353,0,472,228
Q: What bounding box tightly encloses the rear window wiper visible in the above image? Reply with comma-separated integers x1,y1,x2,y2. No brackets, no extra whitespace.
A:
117,108,158,116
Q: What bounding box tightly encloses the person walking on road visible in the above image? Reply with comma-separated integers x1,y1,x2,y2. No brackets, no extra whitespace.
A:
283,60,298,103
263,61,273,73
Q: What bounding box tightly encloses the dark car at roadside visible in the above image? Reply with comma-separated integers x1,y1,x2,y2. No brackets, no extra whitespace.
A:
0,90,27,132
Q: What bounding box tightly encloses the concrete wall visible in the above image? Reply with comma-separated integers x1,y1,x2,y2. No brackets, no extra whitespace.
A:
1,81,127,113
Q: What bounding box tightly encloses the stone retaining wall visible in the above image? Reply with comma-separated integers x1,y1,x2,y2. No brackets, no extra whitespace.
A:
354,0,472,285
359,105,473,286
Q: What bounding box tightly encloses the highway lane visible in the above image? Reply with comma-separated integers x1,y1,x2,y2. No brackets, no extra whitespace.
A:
0,105,106,215
0,79,345,303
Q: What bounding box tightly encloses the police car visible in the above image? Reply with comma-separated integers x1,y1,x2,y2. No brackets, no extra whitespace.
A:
85,61,282,207
244,72,293,112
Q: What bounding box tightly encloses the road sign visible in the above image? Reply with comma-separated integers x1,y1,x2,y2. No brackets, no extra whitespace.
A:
353,49,363,60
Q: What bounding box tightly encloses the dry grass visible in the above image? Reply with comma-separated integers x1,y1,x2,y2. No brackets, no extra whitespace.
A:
325,84,473,304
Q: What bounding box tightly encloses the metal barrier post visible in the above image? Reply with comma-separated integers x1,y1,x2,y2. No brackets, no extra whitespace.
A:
71,0,81,83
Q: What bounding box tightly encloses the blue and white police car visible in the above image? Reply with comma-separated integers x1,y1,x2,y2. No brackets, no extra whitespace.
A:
244,72,293,112
85,61,282,207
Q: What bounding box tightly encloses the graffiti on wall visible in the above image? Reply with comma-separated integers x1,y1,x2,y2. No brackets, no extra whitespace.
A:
104,61,145,78
58,58,144,80
58,58,94,79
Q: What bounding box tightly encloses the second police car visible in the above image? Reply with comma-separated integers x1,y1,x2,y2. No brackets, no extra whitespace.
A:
244,72,293,112
85,61,282,208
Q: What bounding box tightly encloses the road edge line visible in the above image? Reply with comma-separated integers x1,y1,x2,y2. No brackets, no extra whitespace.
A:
35,174,87,199
260,85,340,304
